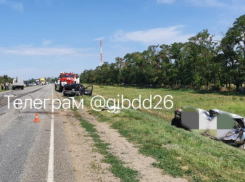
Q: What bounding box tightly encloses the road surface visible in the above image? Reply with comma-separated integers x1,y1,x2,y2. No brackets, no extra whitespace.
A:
0,85,75,182
0,85,188,182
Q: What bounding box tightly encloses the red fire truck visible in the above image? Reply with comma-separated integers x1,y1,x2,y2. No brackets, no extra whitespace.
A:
57,72,80,91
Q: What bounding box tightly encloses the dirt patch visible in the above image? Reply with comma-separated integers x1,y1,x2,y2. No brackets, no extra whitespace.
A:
77,108,188,182
56,93,120,182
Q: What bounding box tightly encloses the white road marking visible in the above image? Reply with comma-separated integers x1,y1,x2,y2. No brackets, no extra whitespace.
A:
48,87,54,182
3,94,15,97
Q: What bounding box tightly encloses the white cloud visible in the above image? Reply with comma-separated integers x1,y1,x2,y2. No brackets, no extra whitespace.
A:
11,1,24,12
0,0,23,12
93,37,104,41
0,46,91,56
34,0,54,5
110,26,193,45
157,0,175,4
185,0,226,7
157,0,242,8
43,39,53,46
157,0,176,4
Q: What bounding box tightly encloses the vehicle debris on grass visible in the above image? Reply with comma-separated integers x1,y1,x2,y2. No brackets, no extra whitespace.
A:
63,84,93,97
171,106,245,148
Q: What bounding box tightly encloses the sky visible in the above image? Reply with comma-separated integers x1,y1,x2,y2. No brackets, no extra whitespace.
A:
0,0,244,79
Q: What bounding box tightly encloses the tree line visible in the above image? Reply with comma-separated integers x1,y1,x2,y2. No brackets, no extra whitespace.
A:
81,15,245,91
0,75,13,84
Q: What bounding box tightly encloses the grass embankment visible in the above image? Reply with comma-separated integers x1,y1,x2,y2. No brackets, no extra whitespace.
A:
77,85,245,182
90,85,245,121
72,108,139,182
0,88,8,92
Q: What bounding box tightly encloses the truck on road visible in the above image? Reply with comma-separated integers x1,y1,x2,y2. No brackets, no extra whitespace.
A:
39,78,46,85
57,72,80,92
12,77,25,90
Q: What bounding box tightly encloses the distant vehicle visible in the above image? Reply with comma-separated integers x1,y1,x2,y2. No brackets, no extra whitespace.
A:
172,107,245,148
39,78,46,85
57,72,80,92
12,77,25,90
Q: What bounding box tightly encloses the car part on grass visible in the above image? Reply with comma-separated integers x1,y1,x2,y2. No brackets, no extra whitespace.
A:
171,108,182,128
171,106,245,148
84,85,93,96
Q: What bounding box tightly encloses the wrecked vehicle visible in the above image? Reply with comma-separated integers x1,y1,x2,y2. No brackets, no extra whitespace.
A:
171,107,245,148
63,84,93,96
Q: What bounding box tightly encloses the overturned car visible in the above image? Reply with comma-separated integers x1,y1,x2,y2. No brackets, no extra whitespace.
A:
63,84,93,96
171,107,245,147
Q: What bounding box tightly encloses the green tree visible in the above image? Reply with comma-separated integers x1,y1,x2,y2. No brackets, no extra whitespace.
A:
221,14,245,90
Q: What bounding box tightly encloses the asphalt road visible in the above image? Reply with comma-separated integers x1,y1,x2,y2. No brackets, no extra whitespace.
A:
0,85,75,182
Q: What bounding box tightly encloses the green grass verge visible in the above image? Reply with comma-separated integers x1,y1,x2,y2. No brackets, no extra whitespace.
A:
88,85,245,121
0,89,9,92
77,85,245,182
72,109,139,182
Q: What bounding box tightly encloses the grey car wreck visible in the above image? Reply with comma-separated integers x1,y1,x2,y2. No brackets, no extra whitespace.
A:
63,84,93,97
171,107,245,148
